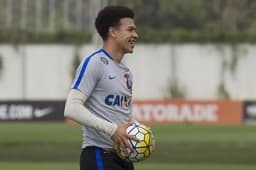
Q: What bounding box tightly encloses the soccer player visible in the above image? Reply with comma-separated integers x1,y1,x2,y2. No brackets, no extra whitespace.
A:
64,5,139,170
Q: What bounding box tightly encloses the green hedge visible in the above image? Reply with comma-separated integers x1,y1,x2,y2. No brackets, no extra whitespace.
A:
2,28,256,44
137,27,256,43
0,29,91,44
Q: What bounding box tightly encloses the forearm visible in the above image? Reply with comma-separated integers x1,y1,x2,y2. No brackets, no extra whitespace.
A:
64,89,117,136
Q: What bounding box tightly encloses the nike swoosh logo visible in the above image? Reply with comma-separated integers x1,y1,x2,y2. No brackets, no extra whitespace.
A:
34,107,53,118
108,75,116,80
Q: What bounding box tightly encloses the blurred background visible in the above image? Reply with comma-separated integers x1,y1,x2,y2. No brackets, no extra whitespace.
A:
0,0,256,170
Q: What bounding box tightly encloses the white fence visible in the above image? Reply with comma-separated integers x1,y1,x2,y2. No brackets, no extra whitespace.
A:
0,44,256,100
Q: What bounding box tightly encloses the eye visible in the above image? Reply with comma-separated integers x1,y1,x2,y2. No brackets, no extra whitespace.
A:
128,27,136,32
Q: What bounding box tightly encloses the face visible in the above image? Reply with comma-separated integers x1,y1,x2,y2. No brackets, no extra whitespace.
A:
112,18,138,54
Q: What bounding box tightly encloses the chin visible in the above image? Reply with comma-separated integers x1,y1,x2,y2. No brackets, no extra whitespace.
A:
123,49,133,54
128,47,135,53
128,50,133,53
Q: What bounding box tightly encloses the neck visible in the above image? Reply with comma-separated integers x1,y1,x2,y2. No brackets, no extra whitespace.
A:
103,43,124,63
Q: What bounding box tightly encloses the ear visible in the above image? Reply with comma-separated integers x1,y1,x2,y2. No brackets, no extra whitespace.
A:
109,27,117,39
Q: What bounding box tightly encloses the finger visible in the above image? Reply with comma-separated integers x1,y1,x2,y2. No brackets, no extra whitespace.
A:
124,140,135,153
120,143,129,155
128,134,140,143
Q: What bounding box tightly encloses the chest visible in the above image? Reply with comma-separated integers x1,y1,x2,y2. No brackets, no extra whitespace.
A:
97,62,133,95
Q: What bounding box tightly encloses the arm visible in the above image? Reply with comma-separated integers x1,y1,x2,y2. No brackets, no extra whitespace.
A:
64,89,117,136
64,89,139,152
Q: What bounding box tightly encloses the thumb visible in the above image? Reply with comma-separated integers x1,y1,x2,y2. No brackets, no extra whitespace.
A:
124,122,133,128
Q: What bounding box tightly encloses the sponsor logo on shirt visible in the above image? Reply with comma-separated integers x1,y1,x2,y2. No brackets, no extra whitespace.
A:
105,95,131,109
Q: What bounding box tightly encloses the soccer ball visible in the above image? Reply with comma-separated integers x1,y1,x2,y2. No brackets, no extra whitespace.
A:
115,122,155,162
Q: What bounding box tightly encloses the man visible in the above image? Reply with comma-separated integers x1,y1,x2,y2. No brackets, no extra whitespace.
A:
64,5,139,170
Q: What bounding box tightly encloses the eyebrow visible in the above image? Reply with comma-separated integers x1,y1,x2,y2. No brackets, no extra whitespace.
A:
127,25,136,29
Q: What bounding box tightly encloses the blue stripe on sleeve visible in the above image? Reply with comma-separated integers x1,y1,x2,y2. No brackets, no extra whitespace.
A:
72,49,102,89
96,147,104,170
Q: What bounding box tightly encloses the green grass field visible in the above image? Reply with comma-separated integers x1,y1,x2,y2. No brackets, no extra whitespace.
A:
1,162,256,170
0,122,256,170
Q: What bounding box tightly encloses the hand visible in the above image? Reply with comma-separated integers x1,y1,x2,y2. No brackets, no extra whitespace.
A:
111,122,140,155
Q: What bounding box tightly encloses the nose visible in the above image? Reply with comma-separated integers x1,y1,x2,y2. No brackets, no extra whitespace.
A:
133,31,139,39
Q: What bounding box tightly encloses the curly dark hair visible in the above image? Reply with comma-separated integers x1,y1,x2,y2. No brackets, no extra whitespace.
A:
95,6,134,41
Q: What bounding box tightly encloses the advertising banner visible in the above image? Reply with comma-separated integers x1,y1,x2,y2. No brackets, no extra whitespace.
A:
243,101,256,125
0,100,65,121
133,100,243,124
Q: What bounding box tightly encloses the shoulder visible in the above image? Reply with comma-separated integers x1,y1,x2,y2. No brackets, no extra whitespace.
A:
84,49,111,67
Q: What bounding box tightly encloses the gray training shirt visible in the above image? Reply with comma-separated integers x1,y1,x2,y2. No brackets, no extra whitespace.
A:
72,48,133,149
